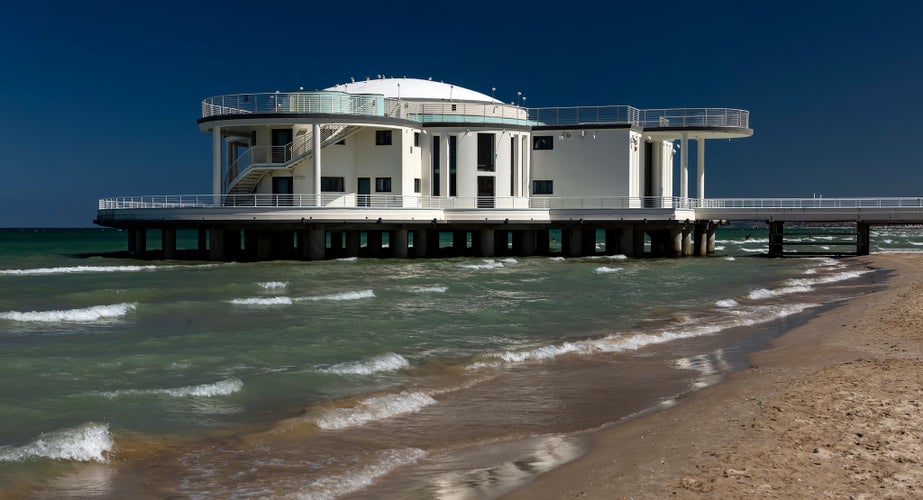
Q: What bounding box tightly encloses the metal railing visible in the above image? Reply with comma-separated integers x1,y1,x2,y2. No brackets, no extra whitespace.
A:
528,106,640,126
640,108,750,129
694,197,923,209
99,195,694,210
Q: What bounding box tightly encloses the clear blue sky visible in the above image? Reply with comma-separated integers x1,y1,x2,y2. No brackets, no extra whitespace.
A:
2,1,922,227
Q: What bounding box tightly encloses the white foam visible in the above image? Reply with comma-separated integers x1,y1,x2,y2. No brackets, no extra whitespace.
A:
724,257,736,261
298,448,426,500
302,290,375,301
594,266,622,274
500,258,518,264
715,245,726,251
468,302,819,370
802,268,817,275
715,299,739,308
0,424,112,463
409,286,448,293
103,378,244,398
321,353,410,375
308,391,436,430
0,303,136,323
740,247,765,253
908,241,923,246
747,285,813,300
785,269,871,287
0,264,214,276
257,281,288,290
229,297,293,305
459,259,505,270
335,257,358,262
547,257,566,261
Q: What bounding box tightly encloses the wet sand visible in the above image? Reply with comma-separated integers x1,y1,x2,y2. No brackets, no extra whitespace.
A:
505,254,923,498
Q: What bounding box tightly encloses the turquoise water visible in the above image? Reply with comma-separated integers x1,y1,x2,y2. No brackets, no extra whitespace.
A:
0,226,913,497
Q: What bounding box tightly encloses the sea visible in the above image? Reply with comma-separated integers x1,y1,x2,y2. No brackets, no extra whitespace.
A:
0,225,918,498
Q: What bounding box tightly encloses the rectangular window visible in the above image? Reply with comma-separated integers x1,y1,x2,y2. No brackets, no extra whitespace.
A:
321,176,345,192
336,139,346,145
375,130,392,145
375,177,392,192
414,132,420,147
533,180,553,195
510,136,516,196
449,136,457,196
432,136,440,196
477,133,495,171
533,136,553,150
414,178,421,193
250,130,257,146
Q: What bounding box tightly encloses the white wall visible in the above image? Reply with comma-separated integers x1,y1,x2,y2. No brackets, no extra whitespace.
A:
529,128,633,198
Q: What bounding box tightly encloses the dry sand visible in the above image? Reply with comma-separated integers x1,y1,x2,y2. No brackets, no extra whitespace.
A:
505,254,923,499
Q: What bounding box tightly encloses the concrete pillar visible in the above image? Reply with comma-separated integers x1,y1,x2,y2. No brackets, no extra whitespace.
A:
243,230,257,260
581,228,597,256
564,228,582,257
671,229,683,257
367,231,383,258
132,228,147,257
513,135,522,197
769,221,785,257
212,126,222,199
257,232,272,260
707,227,716,254
682,228,693,256
345,231,361,258
632,228,645,256
618,228,634,257
391,229,408,258
311,123,322,206
301,229,326,260
605,229,621,255
697,138,705,200
523,136,531,199
409,230,426,258
680,132,688,201
536,230,550,256
478,229,495,257
514,230,535,256
856,222,871,256
162,228,176,259
694,223,708,256
209,228,224,260
330,232,343,256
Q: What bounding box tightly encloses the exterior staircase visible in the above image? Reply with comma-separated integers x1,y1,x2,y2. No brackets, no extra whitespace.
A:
225,124,360,194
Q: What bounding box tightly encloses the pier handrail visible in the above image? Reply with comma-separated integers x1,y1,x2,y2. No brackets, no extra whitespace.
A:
692,197,923,209
639,108,750,129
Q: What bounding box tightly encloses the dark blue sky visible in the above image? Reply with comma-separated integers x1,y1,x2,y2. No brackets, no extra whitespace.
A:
2,1,922,227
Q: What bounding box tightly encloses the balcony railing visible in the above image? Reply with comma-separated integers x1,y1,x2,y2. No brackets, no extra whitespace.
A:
640,108,750,129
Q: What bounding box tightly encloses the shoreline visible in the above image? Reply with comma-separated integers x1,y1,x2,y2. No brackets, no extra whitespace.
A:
504,254,923,498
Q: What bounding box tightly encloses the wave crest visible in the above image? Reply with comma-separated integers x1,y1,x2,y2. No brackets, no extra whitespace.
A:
103,378,243,398
308,391,436,430
0,303,136,323
0,424,112,463
321,353,410,375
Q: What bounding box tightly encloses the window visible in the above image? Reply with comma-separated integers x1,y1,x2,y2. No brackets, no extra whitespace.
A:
432,136,440,196
449,136,457,196
533,180,553,195
321,176,345,192
477,133,495,171
336,139,346,145
375,130,392,145
414,178,421,193
414,132,420,147
375,177,392,192
533,136,553,150
250,130,257,146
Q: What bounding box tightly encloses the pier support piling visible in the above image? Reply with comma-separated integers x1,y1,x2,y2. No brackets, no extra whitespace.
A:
162,228,176,259
768,221,784,257
392,229,408,258
857,222,871,256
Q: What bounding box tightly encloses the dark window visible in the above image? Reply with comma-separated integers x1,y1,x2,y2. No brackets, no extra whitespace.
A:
414,178,421,193
414,132,420,147
250,130,257,146
449,136,457,196
451,104,456,111
510,136,516,196
432,136,440,196
375,130,392,145
533,136,554,150
336,139,346,145
375,177,392,192
533,180,553,195
477,133,495,171
321,176,345,192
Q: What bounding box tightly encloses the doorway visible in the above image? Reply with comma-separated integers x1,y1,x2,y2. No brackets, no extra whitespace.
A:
271,129,293,163
272,176,294,206
358,177,371,207
477,176,495,208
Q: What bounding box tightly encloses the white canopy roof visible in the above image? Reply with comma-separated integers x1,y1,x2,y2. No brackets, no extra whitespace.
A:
325,77,501,104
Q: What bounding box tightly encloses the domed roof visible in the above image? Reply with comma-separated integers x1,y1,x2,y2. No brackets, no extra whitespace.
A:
325,77,501,104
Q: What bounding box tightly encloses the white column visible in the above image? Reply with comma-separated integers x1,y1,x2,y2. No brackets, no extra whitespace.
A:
212,126,222,197
697,138,705,200
440,134,450,198
312,122,321,205
523,135,531,196
679,133,688,200
513,133,522,197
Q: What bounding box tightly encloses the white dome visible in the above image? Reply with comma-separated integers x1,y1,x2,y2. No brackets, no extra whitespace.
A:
325,77,501,104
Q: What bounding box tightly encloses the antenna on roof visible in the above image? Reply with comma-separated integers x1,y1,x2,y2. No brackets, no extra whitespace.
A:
351,77,355,83
428,76,432,81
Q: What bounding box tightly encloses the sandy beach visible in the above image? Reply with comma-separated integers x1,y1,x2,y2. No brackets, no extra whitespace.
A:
506,254,923,498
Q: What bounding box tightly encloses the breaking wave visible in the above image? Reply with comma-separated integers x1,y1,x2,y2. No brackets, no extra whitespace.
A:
229,297,293,306
747,286,813,300
103,378,243,398
303,290,375,301
409,286,448,293
459,259,506,270
320,353,410,376
299,448,426,499
0,303,136,322
257,281,288,290
0,264,214,276
308,391,436,430
0,423,112,463
594,266,622,274
715,299,739,308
